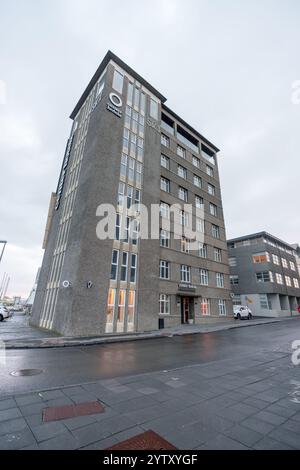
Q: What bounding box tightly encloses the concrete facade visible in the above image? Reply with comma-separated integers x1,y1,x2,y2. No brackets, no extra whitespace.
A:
228,232,300,318
31,51,232,337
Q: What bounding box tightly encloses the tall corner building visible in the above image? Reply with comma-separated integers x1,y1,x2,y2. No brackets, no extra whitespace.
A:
31,51,232,336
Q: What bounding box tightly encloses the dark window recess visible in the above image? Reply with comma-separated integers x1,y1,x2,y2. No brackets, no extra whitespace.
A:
177,125,199,148
201,144,214,159
161,113,175,135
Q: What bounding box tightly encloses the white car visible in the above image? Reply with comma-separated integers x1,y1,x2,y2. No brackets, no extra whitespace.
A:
233,305,253,320
0,306,10,322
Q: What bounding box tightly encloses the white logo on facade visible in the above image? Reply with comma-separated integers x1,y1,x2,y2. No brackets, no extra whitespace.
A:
62,280,71,288
109,93,122,108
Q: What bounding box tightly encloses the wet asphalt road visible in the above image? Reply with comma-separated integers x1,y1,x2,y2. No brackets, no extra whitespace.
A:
1,319,300,397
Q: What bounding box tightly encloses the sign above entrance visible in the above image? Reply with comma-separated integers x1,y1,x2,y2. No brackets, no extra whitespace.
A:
178,283,196,292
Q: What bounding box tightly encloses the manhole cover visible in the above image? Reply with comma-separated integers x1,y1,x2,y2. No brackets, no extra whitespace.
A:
107,430,177,450
10,369,43,377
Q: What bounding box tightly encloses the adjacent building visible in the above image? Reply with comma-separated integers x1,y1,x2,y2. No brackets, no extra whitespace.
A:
31,51,232,336
228,232,300,317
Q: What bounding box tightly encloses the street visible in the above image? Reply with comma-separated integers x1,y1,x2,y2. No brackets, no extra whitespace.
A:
0,319,300,449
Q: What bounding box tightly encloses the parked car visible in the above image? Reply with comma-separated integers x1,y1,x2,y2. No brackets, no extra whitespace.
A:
0,306,10,322
233,305,253,320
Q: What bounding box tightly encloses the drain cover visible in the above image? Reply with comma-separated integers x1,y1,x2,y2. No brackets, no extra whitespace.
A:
10,369,43,377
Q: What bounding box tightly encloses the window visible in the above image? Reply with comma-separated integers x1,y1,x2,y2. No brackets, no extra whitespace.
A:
117,289,126,326
256,271,273,283
160,229,170,248
181,265,191,283
136,163,143,185
252,252,270,263
160,260,170,279
177,145,186,159
150,99,159,120
127,186,133,209
140,93,146,115
272,254,280,265
115,213,122,241
134,87,140,109
193,174,202,188
214,248,222,262
137,137,144,161
196,218,205,233
228,257,237,267
199,243,207,258
130,133,136,157
178,186,188,202
180,210,189,226
282,258,288,268
260,294,272,310
159,294,170,315
208,184,215,196
200,269,209,285
230,275,239,286
120,252,128,281
293,278,299,288
216,273,224,288
124,216,130,242
195,196,204,209
290,261,296,271
161,134,169,147
178,165,187,179
206,165,213,177
201,298,211,316
131,219,139,245
276,273,283,285
209,203,217,217
161,154,170,169
160,202,170,219
181,237,190,253
127,82,134,105
110,250,119,280
218,300,227,316
130,254,137,283
128,157,135,181
160,177,170,192
232,294,241,306
127,291,135,329
106,288,116,325
212,224,220,239
112,69,123,94
118,182,125,207
123,128,129,153
285,276,292,287
192,156,201,168
120,154,127,178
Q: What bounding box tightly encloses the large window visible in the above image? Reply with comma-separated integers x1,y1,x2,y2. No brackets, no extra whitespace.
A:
228,257,237,267
195,196,204,209
212,224,220,239
208,184,215,196
118,182,125,207
178,186,188,202
260,294,272,310
192,156,201,168
293,278,299,288
160,260,170,279
290,261,296,271
120,154,127,178
177,145,186,159
272,254,280,265
150,99,159,120
127,291,135,330
180,210,189,227
209,203,218,217
178,165,187,179
199,243,207,258
193,175,202,188
110,250,119,280
117,290,126,327
216,273,225,288
181,265,191,283
160,229,170,248
120,252,128,281
181,237,190,253
127,186,133,209
252,252,270,263
214,248,222,262
159,294,170,315
282,258,288,269
276,273,283,285
196,218,205,233
206,165,213,177
161,177,170,193
256,271,273,283
230,275,239,286
106,288,116,325
115,213,121,241
218,300,227,316
160,202,170,219
161,134,169,147
200,269,209,285
130,254,137,283
201,298,210,316
285,276,292,287
112,69,124,94
161,154,170,169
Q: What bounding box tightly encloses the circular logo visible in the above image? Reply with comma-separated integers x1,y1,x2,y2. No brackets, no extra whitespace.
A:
109,92,122,108
62,280,71,288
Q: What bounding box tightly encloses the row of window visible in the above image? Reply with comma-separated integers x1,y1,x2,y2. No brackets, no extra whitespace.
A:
159,294,227,316
110,250,138,283
255,271,299,288
160,231,222,261
160,202,221,239
228,237,295,257
161,133,215,168
123,128,144,162
159,260,226,287
160,175,216,198
106,287,135,332
161,153,214,178
229,254,297,272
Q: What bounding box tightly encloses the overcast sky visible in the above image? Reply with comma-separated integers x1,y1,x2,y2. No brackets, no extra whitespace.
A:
1,0,300,297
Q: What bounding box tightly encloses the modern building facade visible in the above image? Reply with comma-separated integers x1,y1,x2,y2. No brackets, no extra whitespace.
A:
291,244,300,277
228,232,300,317
31,51,232,336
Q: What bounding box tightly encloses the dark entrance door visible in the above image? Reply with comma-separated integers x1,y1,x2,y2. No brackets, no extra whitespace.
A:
181,297,190,324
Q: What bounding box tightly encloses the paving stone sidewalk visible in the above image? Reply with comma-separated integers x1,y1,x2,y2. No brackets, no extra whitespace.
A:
0,348,300,450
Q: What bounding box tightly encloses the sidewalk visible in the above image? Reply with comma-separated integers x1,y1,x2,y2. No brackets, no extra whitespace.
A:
2,316,299,350
0,346,300,449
